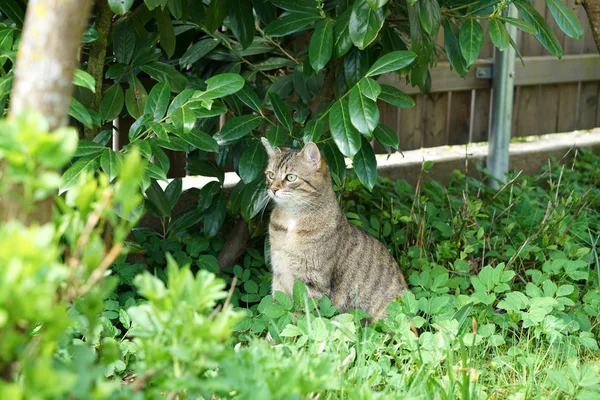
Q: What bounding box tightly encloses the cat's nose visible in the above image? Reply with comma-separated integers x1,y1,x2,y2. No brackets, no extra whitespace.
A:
271,187,279,194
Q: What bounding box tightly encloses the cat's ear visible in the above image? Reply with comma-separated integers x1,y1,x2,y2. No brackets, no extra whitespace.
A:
301,142,321,167
261,137,277,157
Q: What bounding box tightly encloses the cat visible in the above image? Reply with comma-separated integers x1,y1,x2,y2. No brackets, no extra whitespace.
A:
261,138,408,322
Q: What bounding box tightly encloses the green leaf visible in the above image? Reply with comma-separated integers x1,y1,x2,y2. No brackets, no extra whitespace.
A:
144,0,163,10
333,7,352,59
515,1,562,58
264,13,320,37
170,105,196,133
329,100,361,158
353,136,377,190
73,69,96,93
60,154,102,194
145,82,171,122
365,50,416,77
269,0,320,15
101,149,122,181
358,78,381,101
75,140,106,157
254,57,295,70
69,98,95,128
459,19,484,66
206,0,229,32
145,160,169,182
419,0,441,35
373,123,399,150
443,18,468,76
266,125,290,147
239,141,268,183
167,0,183,18
205,192,227,237
0,0,25,27
366,0,389,9
500,17,537,35
179,39,219,66
99,83,125,121
177,129,219,152
149,122,169,141
488,18,509,51
165,178,182,210
146,179,172,217
349,0,385,50
303,119,326,143
190,101,228,118
321,141,347,182
109,0,134,15
217,115,263,144
125,75,148,119
309,20,333,72
201,73,245,99
378,84,415,108
349,85,379,135
167,89,195,115
229,0,255,49
268,92,293,131
545,0,583,39
113,21,136,65
140,62,188,93
251,0,277,23
235,85,262,113
156,7,176,58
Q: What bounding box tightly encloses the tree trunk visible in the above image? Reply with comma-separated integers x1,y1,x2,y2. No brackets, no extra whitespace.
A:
83,0,114,140
583,0,600,53
1,0,94,224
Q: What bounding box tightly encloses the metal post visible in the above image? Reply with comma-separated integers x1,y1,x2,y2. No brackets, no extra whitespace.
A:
487,6,519,189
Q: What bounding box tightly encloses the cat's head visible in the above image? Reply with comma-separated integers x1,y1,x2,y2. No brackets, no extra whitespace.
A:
261,138,330,208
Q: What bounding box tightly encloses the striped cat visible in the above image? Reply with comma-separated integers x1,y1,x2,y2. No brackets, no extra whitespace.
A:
261,138,408,322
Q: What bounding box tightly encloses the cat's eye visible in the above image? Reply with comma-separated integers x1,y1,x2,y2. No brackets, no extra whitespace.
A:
266,171,275,179
286,174,297,182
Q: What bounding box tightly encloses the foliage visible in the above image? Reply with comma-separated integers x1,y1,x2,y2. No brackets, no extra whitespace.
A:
0,0,586,232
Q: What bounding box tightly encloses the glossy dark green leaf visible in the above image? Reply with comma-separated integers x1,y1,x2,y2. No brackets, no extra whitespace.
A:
109,0,134,15
69,98,94,128
200,73,245,99
167,88,195,115
167,0,183,18
189,101,228,118
156,7,176,58
254,57,296,70
378,84,415,108
177,129,219,152
373,123,399,150
499,17,537,35
353,136,377,190
488,18,509,51
268,92,293,131
251,0,277,24
140,62,187,93
145,160,169,182
443,18,468,76
321,141,346,182
344,48,370,87
205,191,227,237
333,7,353,59
365,50,416,77
0,0,25,27
229,0,255,49
365,0,389,8
269,0,320,14
179,39,219,66
349,0,385,50
145,82,171,121
348,85,379,135
149,122,169,141
125,75,148,119
165,178,183,211
73,69,96,93
545,0,583,39
170,105,196,133
75,140,106,157
241,179,269,220
100,148,122,181
419,0,441,35
60,154,101,193
302,119,326,143
459,19,484,66
515,1,562,58
113,21,136,65
151,142,171,174
146,179,172,217
198,181,221,211
168,208,203,235
217,115,263,143
309,20,333,72
358,78,381,101
206,0,228,32
155,135,190,151
264,13,320,37
235,85,262,113
266,125,290,147
144,0,163,10
239,141,268,183
329,100,361,158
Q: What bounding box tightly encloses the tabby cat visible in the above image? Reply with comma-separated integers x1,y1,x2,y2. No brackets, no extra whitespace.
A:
261,138,408,321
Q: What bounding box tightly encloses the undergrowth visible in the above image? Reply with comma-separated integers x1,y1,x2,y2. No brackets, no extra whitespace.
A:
100,148,600,399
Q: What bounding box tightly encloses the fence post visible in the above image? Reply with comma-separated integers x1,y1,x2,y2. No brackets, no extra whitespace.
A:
487,6,519,189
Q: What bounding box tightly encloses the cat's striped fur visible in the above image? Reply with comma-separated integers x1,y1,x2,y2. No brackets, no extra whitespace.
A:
261,138,408,321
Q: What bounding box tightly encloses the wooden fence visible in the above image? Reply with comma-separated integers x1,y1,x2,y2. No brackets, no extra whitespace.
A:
379,0,600,152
